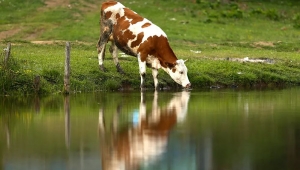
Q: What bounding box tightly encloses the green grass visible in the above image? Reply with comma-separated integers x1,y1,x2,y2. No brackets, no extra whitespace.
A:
0,0,300,95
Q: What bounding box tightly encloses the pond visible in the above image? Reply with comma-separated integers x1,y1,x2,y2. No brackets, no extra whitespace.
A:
0,87,300,170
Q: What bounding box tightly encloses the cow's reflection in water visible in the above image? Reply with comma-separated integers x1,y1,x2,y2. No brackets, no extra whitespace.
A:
99,91,190,170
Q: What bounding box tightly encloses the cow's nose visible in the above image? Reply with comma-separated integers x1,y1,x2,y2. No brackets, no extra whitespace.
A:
185,83,191,88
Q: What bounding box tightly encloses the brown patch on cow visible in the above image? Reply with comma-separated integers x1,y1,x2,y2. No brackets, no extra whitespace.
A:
115,16,131,30
172,68,176,73
116,13,120,19
104,11,112,19
113,18,136,54
131,32,144,48
165,62,176,69
112,12,139,51
101,1,118,11
123,8,144,24
141,22,151,28
164,61,176,69
123,30,136,41
138,36,177,68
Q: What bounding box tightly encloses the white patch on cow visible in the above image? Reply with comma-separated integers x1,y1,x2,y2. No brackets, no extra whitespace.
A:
98,47,105,65
125,17,133,23
126,18,167,53
141,24,167,42
138,54,146,73
146,55,161,69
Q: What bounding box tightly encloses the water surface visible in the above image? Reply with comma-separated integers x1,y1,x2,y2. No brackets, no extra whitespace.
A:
0,87,300,170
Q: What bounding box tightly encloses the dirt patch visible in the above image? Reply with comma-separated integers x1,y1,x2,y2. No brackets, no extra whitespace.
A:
39,0,98,11
0,28,22,40
42,0,70,9
31,40,65,44
201,56,275,64
77,0,99,12
252,41,275,48
30,40,94,45
25,27,48,40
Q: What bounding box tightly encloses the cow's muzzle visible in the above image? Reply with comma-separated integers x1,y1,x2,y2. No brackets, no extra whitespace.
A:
185,83,191,89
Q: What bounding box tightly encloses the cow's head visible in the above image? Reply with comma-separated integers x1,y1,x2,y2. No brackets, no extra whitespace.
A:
167,59,191,88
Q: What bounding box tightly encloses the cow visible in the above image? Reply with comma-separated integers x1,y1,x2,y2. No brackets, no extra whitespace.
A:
96,1,191,89
98,91,190,170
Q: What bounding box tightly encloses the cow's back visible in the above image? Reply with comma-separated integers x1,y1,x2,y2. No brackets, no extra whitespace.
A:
101,1,168,58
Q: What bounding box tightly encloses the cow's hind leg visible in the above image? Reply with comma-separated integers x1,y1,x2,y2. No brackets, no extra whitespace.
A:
109,41,125,74
97,45,106,71
97,36,108,72
97,19,113,72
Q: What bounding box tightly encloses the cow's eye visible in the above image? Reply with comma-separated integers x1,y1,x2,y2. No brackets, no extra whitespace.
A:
179,71,184,74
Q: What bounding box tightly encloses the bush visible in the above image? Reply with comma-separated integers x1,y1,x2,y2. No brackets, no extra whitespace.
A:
42,70,62,84
265,9,280,21
104,79,121,91
292,13,300,29
0,57,37,94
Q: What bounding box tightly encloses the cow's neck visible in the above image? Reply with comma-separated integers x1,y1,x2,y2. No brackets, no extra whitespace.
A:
156,41,178,72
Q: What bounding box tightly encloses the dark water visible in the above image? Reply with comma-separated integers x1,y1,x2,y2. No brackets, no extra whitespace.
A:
0,87,300,170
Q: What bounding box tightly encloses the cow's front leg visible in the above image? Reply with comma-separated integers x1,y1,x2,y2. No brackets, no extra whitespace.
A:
152,68,159,90
109,41,125,74
97,20,113,72
138,54,147,89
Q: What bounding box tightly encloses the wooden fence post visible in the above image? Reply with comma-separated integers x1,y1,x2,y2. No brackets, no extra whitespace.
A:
4,42,11,67
33,75,40,94
64,42,71,94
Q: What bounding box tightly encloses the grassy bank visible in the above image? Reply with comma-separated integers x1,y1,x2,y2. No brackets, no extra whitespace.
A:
0,0,300,94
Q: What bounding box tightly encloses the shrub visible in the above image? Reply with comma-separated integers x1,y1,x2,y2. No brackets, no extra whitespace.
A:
103,79,121,91
0,57,37,94
292,13,300,29
265,9,280,21
42,70,62,84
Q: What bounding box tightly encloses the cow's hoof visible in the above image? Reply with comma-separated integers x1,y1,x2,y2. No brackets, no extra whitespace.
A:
99,65,107,72
117,67,125,74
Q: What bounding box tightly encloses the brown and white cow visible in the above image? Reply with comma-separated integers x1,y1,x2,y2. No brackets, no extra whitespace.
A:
98,91,190,170
97,1,191,89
